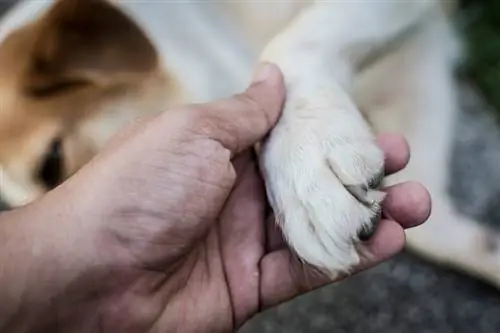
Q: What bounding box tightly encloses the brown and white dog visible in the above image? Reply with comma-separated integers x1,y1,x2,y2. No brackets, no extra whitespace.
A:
1,0,499,288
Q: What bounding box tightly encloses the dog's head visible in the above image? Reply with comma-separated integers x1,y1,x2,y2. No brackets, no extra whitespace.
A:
0,0,180,207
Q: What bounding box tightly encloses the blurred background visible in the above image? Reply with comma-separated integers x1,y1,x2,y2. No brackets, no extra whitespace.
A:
2,0,500,332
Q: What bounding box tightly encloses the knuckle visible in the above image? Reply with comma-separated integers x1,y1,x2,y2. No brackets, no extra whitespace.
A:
182,107,217,135
234,93,272,128
161,107,195,128
235,92,261,112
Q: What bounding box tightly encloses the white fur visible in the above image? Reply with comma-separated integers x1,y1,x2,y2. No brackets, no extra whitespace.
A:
257,1,437,276
3,0,500,286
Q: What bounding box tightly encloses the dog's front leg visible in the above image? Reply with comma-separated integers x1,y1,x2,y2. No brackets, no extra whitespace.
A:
257,1,436,277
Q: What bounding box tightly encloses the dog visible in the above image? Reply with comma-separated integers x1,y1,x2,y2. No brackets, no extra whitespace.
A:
1,0,499,288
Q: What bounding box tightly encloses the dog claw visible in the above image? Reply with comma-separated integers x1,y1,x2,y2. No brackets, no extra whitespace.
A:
345,184,373,206
358,207,382,241
368,170,385,189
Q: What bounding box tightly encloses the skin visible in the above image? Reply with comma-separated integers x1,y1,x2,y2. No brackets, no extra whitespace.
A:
0,64,431,333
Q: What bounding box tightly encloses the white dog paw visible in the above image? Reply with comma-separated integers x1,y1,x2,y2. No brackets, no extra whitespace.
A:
259,95,385,277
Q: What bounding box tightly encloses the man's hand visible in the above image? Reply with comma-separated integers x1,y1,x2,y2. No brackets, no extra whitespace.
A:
0,64,430,332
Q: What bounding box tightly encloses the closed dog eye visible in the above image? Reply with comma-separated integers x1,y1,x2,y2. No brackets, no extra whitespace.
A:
25,79,90,99
38,138,64,189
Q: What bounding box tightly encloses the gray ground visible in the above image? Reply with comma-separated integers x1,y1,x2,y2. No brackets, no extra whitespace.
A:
2,1,500,332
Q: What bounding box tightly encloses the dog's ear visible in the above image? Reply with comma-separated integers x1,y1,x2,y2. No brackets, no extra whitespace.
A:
24,0,158,96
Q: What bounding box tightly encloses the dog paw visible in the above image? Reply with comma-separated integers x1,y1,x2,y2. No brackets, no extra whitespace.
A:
259,96,385,277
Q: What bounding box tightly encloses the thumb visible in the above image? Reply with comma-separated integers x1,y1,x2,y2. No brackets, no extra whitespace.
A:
191,62,285,154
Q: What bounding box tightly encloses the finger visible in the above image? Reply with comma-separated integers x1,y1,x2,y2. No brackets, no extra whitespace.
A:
260,248,317,310
264,162,425,253
377,133,410,175
332,219,406,281
233,151,284,253
260,218,405,309
189,63,285,154
219,151,268,321
356,219,406,270
231,150,255,176
383,181,432,228
264,179,428,253
220,152,266,257
260,181,430,306
265,213,286,252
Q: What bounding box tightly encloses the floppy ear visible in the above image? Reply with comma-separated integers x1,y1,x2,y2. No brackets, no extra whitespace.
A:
24,0,158,96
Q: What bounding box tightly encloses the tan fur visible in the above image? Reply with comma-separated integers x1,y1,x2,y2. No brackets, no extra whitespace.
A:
0,0,183,206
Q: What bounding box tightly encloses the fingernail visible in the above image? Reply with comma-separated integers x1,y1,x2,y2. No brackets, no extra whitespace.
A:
252,62,274,84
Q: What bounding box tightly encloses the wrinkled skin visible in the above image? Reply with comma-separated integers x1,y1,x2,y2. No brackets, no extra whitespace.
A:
0,65,431,333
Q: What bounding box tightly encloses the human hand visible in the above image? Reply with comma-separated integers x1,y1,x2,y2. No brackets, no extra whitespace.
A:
0,64,430,333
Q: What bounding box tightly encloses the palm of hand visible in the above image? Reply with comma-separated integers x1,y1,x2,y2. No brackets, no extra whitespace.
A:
137,151,281,332
93,131,271,332
103,149,308,332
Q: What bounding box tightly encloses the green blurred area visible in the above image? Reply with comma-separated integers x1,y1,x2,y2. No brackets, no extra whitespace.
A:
461,0,500,113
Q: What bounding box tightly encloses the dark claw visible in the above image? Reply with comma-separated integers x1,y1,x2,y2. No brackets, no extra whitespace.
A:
368,170,385,189
358,207,382,241
345,184,371,206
